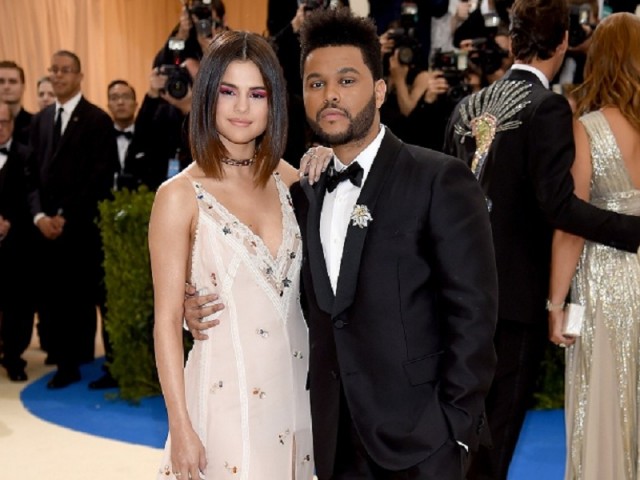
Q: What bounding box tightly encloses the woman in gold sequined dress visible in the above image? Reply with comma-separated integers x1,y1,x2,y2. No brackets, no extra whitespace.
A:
548,13,640,480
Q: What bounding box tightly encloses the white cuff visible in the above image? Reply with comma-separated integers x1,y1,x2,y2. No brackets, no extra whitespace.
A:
457,440,468,452
33,212,45,226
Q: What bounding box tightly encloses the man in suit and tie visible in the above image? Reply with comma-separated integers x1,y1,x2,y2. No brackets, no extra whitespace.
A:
0,101,37,382
186,7,498,479
26,50,119,389
443,0,640,477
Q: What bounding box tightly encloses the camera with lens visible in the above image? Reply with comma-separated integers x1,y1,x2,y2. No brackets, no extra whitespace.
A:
160,65,192,100
568,3,593,47
388,2,422,67
160,38,192,100
297,0,330,11
431,50,472,103
187,0,220,38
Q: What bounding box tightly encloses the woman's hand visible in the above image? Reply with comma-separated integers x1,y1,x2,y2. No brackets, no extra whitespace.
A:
170,424,207,480
299,146,334,185
548,309,576,349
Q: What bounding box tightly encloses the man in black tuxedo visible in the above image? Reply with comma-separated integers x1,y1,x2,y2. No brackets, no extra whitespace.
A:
0,102,37,382
293,9,497,478
86,79,143,391
186,7,498,479
443,0,640,478
26,50,119,389
107,79,142,191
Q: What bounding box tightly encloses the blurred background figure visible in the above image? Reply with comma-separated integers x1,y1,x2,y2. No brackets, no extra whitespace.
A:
154,0,228,67
107,79,144,191
0,101,37,383
26,50,119,389
36,76,55,111
0,61,32,147
87,79,141,391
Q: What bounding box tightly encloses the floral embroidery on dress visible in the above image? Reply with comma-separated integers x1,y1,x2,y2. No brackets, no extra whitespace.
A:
191,175,302,302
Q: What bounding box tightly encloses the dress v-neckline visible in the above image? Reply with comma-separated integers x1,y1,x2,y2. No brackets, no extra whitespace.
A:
196,173,288,264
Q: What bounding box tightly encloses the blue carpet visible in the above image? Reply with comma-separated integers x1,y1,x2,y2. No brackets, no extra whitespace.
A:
21,358,168,448
22,358,566,478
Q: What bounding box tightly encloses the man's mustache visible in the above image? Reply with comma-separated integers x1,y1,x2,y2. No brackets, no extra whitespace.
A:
317,103,350,121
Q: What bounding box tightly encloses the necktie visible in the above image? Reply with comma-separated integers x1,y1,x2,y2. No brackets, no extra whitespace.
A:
325,162,364,193
53,107,63,148
114,128,133,140
0,147,8,155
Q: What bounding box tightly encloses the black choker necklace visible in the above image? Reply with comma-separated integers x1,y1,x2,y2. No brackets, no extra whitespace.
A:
221,156,255,167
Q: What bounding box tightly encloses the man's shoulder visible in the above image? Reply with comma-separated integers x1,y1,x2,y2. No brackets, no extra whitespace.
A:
76,97,114,124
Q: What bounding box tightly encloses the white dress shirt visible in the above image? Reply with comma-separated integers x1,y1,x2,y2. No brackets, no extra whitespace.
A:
114,124,134,170
320,125,386,293
54,91,82,135
0,139,11,171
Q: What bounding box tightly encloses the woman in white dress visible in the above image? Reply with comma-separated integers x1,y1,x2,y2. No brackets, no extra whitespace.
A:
150,30,316,480
548,13,640,480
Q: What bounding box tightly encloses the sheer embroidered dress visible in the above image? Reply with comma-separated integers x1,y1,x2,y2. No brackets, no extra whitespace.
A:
157,172,314,479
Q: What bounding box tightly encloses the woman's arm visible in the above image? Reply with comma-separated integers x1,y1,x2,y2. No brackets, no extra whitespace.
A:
548,119,592,346
149,175,206,479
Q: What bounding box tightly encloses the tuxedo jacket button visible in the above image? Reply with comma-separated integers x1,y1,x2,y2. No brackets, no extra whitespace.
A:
330,370,340,380
334,319,345,329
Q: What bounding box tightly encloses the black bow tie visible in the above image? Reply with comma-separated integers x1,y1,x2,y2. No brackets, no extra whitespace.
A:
0,147,8,155
114,128,133,140
326,162,364,193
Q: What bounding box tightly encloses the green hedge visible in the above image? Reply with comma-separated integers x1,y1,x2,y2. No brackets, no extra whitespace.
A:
98,187,159,401
98,189,566,407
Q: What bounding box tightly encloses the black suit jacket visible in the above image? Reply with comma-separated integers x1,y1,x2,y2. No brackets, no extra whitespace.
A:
0,141,37,298
26,97,118,300
291,130,498,477
13,107,33,147
131,94,191,190
444,69,640,325
27,97,118,221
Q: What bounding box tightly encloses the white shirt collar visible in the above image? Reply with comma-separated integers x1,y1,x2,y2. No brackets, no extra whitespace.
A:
333,124,386,185
114,123,134,133
510,64,550,89
55,91,82,114
0,138,12,152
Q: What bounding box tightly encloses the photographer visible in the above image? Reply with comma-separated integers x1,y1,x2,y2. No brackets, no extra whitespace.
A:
382,44,456,150
132,60,198,190
555,0,598,84
153,0,227,68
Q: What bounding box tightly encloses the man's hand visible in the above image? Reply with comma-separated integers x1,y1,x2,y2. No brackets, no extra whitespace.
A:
176,7,192,41
379,29,395,55
184,283,224,340
0,216,10,242
36,214,64,240
424,70,450,104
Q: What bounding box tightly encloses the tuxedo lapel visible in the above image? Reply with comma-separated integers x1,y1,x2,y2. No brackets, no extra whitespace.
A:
301,173,335,314
332,131,403,317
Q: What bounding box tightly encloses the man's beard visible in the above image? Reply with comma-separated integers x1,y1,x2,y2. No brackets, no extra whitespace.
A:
307,94,376,146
